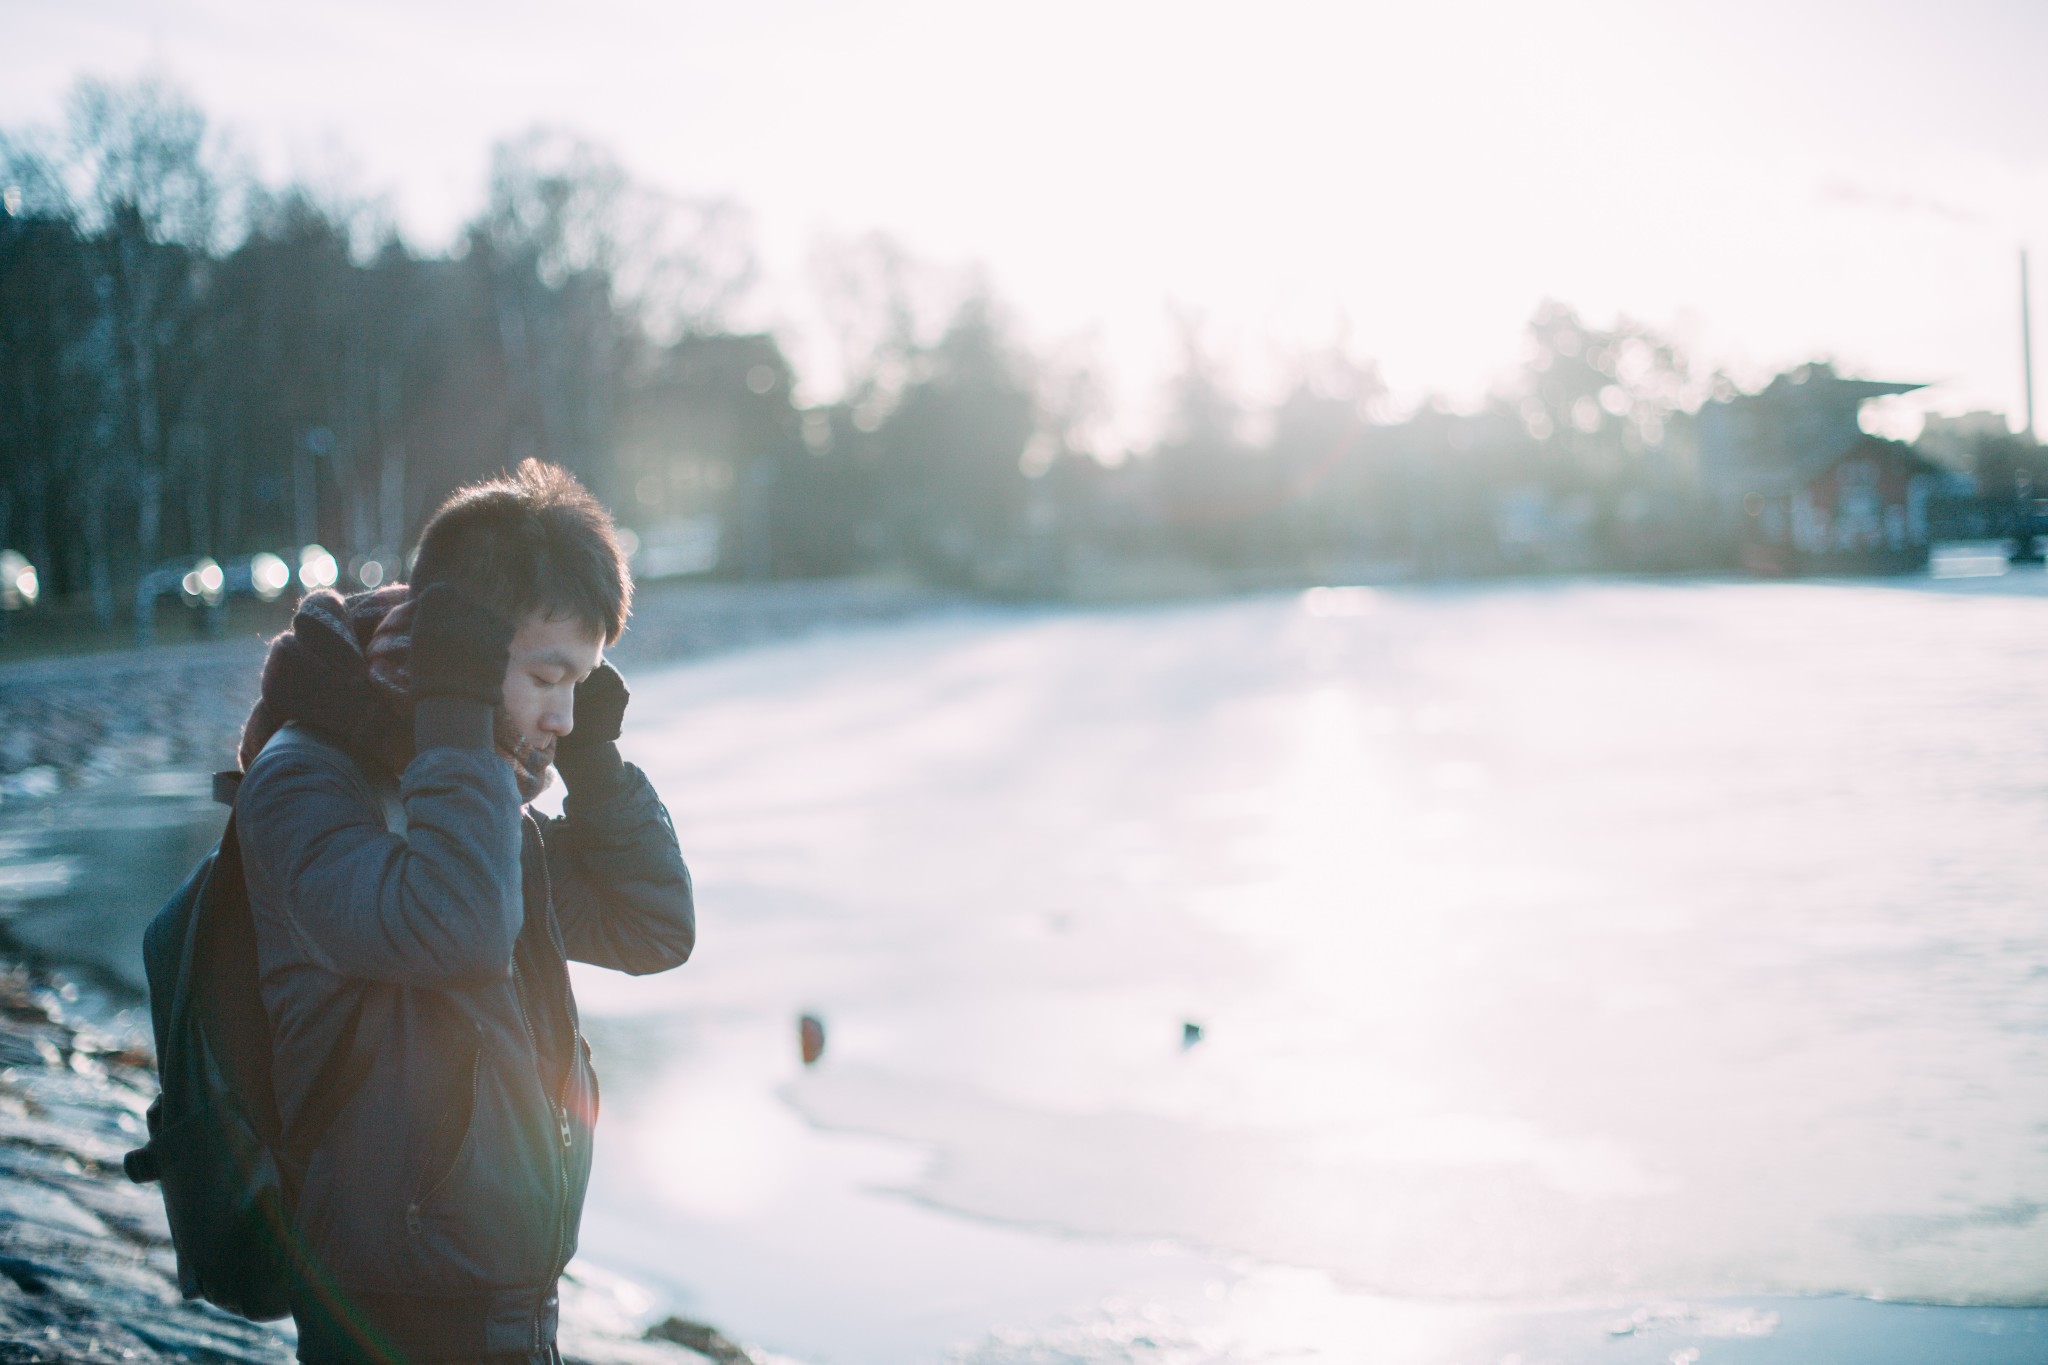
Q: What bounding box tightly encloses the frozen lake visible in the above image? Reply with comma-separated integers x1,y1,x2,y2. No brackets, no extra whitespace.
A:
560,578,2048,1363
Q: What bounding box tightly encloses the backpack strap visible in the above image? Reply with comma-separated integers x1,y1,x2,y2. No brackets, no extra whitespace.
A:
254,724,407,834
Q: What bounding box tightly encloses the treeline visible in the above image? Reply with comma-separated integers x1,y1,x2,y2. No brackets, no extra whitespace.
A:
4,75,1902,627
1,77,763,623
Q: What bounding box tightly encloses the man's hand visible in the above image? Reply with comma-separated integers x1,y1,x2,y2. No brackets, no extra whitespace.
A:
409,583,515,707
562,663,629,753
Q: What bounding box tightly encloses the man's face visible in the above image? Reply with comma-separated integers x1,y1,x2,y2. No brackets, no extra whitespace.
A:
500,610,606,768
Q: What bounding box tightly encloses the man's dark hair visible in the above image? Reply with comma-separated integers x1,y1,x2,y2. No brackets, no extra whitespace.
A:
409,459,632,644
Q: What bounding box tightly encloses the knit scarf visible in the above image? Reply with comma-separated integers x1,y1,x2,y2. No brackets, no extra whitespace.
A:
239,584,553,803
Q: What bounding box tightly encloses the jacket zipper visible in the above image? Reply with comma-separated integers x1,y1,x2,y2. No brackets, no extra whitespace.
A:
524,810,584,1349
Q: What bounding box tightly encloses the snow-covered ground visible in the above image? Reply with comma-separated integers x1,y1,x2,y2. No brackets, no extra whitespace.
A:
561,579,2048,1363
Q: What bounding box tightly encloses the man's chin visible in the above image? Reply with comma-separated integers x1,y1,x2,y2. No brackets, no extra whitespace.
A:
496,721,556,776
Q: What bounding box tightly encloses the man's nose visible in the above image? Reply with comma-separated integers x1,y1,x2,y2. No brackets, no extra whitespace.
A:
542,696,575,738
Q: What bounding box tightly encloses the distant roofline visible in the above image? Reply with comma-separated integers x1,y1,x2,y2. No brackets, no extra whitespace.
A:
1754,368,1927,401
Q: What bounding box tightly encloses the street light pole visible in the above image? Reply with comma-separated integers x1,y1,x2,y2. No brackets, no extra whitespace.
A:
2024,247,2036,444
296,426,336,550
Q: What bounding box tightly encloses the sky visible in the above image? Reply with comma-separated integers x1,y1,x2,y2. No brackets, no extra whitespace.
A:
4,0,2047,445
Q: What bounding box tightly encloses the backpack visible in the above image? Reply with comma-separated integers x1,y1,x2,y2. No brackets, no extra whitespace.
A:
123,725,393,1321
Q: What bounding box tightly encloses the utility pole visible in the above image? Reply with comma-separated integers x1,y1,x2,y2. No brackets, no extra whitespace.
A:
297,426,336,548
2015,248,2043,566
2025,247,2037,444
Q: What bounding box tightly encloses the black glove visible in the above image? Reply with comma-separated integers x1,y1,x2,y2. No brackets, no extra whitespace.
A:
409,583,515,706
561,663,629,753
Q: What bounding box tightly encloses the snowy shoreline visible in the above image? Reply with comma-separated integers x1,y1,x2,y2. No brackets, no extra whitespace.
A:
0,957,780,1364
0,579,946,1360
0,576,965,800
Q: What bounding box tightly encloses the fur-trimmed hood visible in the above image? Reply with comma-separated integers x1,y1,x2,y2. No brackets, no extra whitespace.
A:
237,585,416,779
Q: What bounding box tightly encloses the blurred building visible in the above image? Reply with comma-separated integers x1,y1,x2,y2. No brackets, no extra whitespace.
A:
1915,410,2015,477
1697,365,1943,574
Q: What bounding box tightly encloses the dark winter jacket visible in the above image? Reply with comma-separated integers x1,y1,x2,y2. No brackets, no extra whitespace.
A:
234,622,693,1362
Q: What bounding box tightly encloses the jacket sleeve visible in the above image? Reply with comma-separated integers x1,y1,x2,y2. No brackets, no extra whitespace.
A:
539,742,695,975
237,703,527,986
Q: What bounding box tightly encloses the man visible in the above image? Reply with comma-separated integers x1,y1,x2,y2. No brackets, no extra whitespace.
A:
233,459,694,1365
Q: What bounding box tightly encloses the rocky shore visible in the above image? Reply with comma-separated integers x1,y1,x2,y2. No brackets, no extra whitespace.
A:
0,581,934,1358
0,960,780,1364
0,575,964,798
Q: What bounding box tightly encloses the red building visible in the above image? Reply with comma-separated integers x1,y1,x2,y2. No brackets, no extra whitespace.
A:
1698,365,1943,574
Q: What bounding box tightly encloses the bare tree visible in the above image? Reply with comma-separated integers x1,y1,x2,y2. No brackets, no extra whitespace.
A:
1,76,231,622
484,128,757,338
805,231,962,422
633,195,758,341
61,75,225,249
